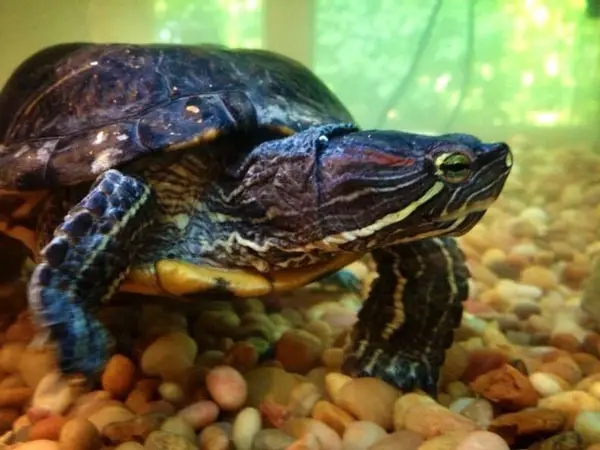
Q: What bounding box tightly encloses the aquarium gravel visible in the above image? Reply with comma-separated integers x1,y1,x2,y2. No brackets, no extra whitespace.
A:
0,138,598,450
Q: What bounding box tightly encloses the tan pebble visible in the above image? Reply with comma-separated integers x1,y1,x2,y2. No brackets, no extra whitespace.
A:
321,348,344,371
368,430,423,450
198,424,230,450
446,381,471,399
538,390,600,428
158,382,184,405
205,365,247,411
404,403,477,439
574,411,600,445
138,400,176,417
311,400,355,435
282,418,342,450
59,417,102,450
11,440,60,450
416,430,472,450
101,355,136,398
160,416,196,443
489,408,566,445
232,406,262,450
87,405,135,432
144,430,197,450
455,398,494,429
13,412,31,432
324,372,353,405
470,364,539,410
572,353,600,377
520,265,558,290
550,333,583,353
442,344,469,384
538,356,582,385
32,371,76,415
244,366,301,407
303,320,333,347
224,341,259,373
0,342,26,373
124,379,160,414
0,373,26,389
392,393,436,430
591,382,600,400
177,400,219,430
275,329,324,374
455,430,510,450
575,373,600,391
0,386,32,408
114,443,144,450
288,382,322,418
18,347,57,388
530,372,570,397
67,391,115,419
29,415,68,441
141,332,198,379
251,428,295,450
335,377,399,430
342,421,386,450
102,413,164,443
286,432,320,450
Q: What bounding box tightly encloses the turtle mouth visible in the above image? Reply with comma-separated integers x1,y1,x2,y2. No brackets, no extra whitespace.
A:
434,198,495,223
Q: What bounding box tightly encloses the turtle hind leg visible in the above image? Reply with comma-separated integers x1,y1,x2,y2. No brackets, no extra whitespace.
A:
28,169,154,375
341,237,469,396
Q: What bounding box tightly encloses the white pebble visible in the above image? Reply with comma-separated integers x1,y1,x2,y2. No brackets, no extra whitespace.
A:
530,372,566,397
32,371,76,415
342,421,387,450
232,407,262,450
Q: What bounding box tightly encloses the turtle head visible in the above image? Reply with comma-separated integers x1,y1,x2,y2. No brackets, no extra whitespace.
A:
224,123,512,254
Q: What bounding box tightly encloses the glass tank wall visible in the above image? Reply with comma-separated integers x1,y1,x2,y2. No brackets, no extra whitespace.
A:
0,1,600,448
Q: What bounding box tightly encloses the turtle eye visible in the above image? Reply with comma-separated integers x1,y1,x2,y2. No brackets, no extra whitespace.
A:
434,152,473,183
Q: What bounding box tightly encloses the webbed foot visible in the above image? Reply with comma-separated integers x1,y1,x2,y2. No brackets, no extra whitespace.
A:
342,238,469,396
28,169,154,375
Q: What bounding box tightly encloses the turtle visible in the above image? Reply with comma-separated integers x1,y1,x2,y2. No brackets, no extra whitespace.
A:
0,42,513,396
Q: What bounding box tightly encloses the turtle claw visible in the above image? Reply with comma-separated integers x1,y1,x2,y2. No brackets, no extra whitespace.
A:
341,345,439,396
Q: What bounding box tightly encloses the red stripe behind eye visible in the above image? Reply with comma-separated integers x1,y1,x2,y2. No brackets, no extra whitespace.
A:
345,148,416,167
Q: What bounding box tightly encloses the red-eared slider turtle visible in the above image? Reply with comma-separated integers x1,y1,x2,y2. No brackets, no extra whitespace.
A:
0,43,512,395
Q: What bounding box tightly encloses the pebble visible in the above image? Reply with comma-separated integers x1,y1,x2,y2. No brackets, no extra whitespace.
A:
17,347,57,388
31,371,76,415
87,404,136,432
275,329,324,374
342,421,387,450
158,382,184,405
538,391,600,428
198,423,231,450
102,412,165,443
573,411,600,445
333,377,399,430
288,382,323,417
530,372,570,396
29,414,68,441
244,367,301,407
59,417,102,450
368,430,423,450
456,430,510,450
489,408,566,445
205,365,247,411
115,443,145,450
232,407,262,450
160,416,196,443
416,430,473,450
403,402,478,439
177,400,220,430
282,418,342,450
141,332,198,379
145,430,197,450
251,428,295,450
10,441,60,450
470,364,540,409
311,400,355,435
101,354,136,398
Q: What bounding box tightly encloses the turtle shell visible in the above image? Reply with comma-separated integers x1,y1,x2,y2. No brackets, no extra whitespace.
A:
0,43,355,190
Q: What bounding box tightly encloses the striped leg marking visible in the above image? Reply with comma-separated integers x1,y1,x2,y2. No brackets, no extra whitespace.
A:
28,169,154,375
342,237,469,396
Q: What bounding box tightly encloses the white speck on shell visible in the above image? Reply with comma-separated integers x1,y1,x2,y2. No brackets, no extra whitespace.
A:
91,148,123,174
93,131,108,145
186,105,200,114
116,134,129,141
37,140,57,164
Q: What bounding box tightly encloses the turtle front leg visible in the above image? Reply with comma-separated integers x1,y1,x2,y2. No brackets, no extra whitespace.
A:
341,237,469,396
28,169,154,375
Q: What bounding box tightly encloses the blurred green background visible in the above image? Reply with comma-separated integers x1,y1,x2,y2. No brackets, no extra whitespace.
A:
0,0,598,145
